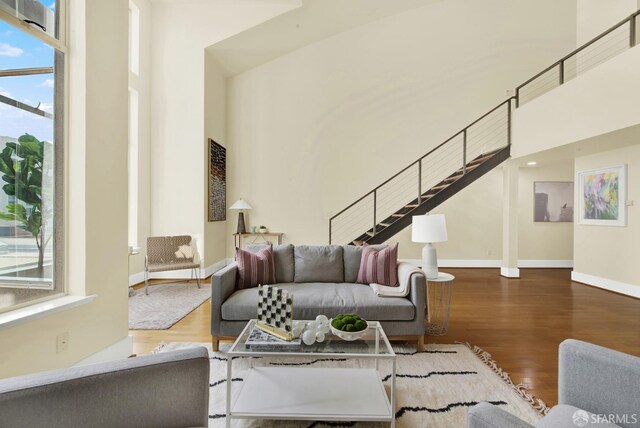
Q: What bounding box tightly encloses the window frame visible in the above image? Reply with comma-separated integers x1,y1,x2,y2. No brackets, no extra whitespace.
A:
0,0,67,311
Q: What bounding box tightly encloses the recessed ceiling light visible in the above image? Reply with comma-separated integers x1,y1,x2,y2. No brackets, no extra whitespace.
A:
527,161,537,166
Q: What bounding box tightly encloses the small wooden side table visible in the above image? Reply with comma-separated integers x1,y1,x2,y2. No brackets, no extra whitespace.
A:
425,272,454,336
233,232,284,249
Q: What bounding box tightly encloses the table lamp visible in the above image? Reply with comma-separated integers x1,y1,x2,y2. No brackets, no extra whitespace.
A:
229,198,252,234
412,214,448,279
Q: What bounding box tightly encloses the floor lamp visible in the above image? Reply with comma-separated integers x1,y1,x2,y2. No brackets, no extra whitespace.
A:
412,214,448,279
230,198,252,234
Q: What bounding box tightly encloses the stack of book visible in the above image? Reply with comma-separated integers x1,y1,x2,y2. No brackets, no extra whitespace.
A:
245,325,301,351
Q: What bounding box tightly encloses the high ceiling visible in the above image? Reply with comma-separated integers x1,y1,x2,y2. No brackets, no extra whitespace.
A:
206,0,439,75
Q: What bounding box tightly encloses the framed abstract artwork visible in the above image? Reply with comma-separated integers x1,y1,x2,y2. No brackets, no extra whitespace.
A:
533,181,574,222
208,139,226,222
577,165,626,226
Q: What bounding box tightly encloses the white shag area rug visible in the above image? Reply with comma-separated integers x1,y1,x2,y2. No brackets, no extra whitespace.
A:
155,342,547,427
128,282,210,330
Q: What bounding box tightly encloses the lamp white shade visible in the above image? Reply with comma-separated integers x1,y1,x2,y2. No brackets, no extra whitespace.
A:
229,199,252,210
412,214,448,243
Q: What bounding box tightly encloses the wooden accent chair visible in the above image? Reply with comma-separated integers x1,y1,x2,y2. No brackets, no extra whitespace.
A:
144,235,201,295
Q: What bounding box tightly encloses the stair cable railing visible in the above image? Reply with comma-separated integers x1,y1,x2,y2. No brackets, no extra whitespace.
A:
329,98,513,245
329,9,640,245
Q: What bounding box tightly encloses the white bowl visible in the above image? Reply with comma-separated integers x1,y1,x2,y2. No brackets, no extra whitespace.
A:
329,320,369,341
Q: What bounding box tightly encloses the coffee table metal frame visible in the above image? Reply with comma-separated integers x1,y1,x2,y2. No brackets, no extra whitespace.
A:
226,319,397,427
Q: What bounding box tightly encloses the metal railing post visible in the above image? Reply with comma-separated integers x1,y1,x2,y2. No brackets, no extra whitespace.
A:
559,60,565,85
507,99,512,146
515,87,520,108
418,160,422,204
462,130,467,175
631,14,637,47
329,219,332,244
373,190,377,235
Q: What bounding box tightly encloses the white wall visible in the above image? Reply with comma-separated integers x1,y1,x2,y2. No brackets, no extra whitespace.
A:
225,0,577,258
573,143,640,297
150,0,300,270
0,0,129,378
129,0,151,278
577,0,639,44
518,161,574,262
204,51,229,267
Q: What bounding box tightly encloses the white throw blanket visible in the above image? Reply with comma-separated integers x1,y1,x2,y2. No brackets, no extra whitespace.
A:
369,262,423,297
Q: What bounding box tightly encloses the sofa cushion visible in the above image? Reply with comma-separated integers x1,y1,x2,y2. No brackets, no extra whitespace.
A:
357,243,399,286
343,244,387,283
221,283,415,321
235,246,276,289
244,244,294,283
536,405,621,428
294,245,344,283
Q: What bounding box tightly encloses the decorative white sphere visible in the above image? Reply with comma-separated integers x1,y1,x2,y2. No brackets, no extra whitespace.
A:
292,326,303,338
307,321,319,331
321,324,330,334
302,329,316,345
315,331,325,343
315,315,329,325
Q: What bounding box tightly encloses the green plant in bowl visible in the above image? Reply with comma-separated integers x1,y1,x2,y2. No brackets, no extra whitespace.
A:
330,314,368,340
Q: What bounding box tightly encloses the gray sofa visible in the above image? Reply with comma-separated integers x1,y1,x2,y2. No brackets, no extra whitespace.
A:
211,244,426,351
468,339,640,428
0,347,210,428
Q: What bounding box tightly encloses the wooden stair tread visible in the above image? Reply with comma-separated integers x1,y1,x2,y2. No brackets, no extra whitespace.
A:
431,183,450,190
469,152,497,165
444,174,463,182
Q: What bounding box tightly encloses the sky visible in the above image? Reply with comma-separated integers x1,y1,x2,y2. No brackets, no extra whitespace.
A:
0,2,57,143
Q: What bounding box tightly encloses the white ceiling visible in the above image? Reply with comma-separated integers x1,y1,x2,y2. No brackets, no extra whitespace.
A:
516,124,640,167
205,0,439,75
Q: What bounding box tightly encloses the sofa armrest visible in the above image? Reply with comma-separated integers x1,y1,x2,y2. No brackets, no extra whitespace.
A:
558,339,640,419
407,267,426,323
211,262,238,336
468,402,535,428
0,348,209,428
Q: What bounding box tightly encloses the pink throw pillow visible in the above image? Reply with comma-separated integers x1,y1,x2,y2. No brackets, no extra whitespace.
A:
235,246,276,289
356,242,399,286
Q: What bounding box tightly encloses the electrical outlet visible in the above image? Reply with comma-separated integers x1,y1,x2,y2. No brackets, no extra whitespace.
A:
57,332,69,353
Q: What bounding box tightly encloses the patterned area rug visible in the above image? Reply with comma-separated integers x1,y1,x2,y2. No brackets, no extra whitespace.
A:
128,282,210,329
155,342,546,427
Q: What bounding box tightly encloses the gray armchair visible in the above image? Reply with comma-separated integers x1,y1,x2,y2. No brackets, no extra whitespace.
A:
468,339,640,428
0,347,210,428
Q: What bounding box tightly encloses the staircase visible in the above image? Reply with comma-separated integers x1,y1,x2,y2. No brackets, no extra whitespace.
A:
329,10,640,246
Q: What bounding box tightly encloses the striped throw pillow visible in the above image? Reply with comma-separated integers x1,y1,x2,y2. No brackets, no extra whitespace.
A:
356,242,399,286
236,246,276,289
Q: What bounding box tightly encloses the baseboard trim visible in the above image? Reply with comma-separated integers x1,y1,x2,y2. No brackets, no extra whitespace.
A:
73,335,133,367
128,258,231,287
500,267,521,278
518,260,573,268
571,271,639,298
400,259,502,268
400,259,572,269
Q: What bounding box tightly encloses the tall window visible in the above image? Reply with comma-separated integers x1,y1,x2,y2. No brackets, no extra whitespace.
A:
0,0,64,311
128,0,139,251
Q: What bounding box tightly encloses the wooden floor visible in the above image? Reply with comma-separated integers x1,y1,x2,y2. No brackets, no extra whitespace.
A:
130,268,640,407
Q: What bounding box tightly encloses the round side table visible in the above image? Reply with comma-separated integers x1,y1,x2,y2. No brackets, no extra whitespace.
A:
425,272,454,336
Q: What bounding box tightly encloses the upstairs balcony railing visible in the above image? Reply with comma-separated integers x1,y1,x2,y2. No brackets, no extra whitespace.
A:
517,10,640,106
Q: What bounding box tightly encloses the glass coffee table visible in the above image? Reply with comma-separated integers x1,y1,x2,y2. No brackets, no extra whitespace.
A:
226,319,397,427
